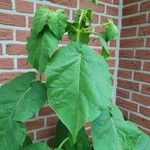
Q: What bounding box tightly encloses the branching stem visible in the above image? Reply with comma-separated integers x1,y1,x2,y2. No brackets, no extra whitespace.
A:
58,137,69,148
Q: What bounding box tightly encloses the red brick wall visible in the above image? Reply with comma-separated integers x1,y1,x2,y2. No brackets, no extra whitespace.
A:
117,0,150,135
0,0,120,145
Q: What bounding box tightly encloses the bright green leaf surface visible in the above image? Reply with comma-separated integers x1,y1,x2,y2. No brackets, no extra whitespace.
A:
91,105,150,150
0,118,26,150
54,120,90,150
48,9,67,39
46,42,112,142
0,72,47,122
24,142,51,150
32,7,50,36
27,27,58,73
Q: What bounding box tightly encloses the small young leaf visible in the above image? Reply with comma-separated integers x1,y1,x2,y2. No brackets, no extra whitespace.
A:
103,19,118,42
27,26,58,73
24,142,52,150
48,9,67,39
46,42,112,142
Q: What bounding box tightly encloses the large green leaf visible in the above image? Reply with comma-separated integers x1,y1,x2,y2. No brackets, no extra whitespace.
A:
46,42,112,141
54,120,90,150
48,9,67,39
24,142,51,150
91,105,150,150
0,72,47,122
27,27,58,73
0,118,26,150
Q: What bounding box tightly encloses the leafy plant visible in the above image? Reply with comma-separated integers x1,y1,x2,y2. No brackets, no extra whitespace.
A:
0,1,149,150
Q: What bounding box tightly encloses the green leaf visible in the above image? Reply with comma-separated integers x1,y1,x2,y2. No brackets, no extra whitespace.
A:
54,120,90,150
48,9,67,39
98,34,110,59
91,0,98,4
0,118,26,150
0,72,47,122
91,104,150,150
103,19,118,42
23,136,32,148
26,26,58,73
24,142,52,150
32,7,50,36
46,42,112,142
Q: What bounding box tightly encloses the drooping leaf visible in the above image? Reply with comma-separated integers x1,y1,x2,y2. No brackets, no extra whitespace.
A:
23,136,32,148
91,104,150,150
24,142,52,150
54,120,90,150
98,34,110,59
46,42,112,142
103,18,118,42
0,72,47,122
0,118,26,150
32,7,50,36
27,26,58,73
48,9,67,39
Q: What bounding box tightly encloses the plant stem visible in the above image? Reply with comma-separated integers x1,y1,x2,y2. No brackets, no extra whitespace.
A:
86,24,103,31
58,137,69,148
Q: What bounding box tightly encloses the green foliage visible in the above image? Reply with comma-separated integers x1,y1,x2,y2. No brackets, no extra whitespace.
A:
54,120,90,150
46,41,112,141
91,105,150,150
0,2,149,150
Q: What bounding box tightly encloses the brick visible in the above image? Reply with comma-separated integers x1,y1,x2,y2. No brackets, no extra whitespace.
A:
116,88,130,98
148,14,150,23
140,1,150,12
27,132,34,141
6,44,27,55
123,4,138,16
117,79,139,91
101,0,113,3
28,17,33,28
122,14,146,26
119,59,141,70
142,84,150,95
89,37,99,46
0,29,13,40
139,25,150,36
0,0,12,9
130,113,150,129
0,13,26,27
0,44,2,55
139,106,150,117
16,30,30,42
121,27,136,37
143,62,150,71
93,14,99,24
36,128,56,140
46,116,58,126
47,138,54,147
49,0,77,7
16,0,33,13
0,72,20,83
26,119,44,130
120,108,129,119
106,6,118,16
131,93,150,105
17,58,32,69
116,97,137,112
134,72,150,83
120,38,144,48
80,0,105,13
135,50,150,60
0,58,14,69
110,40,116,47
146,38,150,47
117,70,132,79
101,15,118,25
107,59,115,67
39,106,54,116
119,50,134,58
123,0,142,5
113,0,119,5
